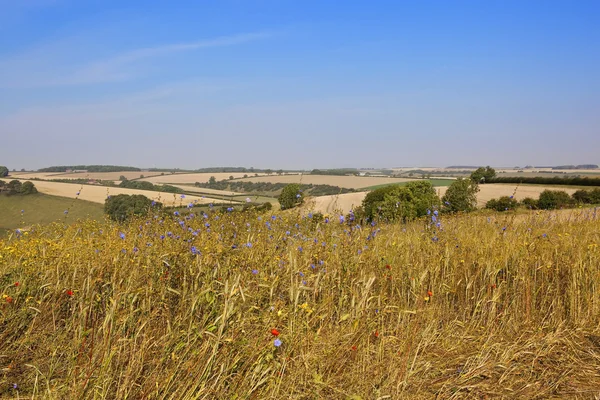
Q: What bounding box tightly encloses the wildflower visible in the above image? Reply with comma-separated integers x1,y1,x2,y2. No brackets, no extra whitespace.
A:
5,296,13,303
64,210,68,214
339,215,345,223
274,339,282,347
181,194,186,199
246,197,251,202
374,330,379,338
14,282,20,287
174,211,180,216
351,345,357,351
66,290,74,297
385,264,391,270
271,328,280,336
20,209,24,213
427,290,433,297
252,269,258,275
119,232,125,240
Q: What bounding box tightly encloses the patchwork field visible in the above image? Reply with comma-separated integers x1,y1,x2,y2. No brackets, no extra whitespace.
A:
142,172,269,185
304,184,581,214
14,180,226,206
236,174,415,189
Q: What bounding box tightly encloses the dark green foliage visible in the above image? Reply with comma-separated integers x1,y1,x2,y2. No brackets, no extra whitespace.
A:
0,166,8,177
278,184,303,210
104,194,161,222
520,197,539,209
242,202,273,213
537,190,573,210
39,165,141,172
488,176,600,186
470,166,496,183
208,176,217,184
119,175,128,181
442,178,479,213
485,196,518,211
571,189,600,204
195,180,355,197
361,181,440,222
118,180,182,193
0,180,38,196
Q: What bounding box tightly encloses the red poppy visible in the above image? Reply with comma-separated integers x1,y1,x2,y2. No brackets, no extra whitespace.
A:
14,282,20,287
491,284,497,289
270,328,280,336
5,296,13,303
427,290,433,297
374,330,379,338
66,290,74,297
351,345,357,351
385,264,391,270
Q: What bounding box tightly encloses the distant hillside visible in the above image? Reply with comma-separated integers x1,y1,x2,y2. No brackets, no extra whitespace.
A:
39,165,141,173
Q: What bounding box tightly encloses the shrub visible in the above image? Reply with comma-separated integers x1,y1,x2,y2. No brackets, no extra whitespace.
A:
361,182,439,222
19,181,38,195
104,194,161,222
485,196,518,211
520,197,539,209
537,190,572,210
442,178,479,212
470,166,496,183
572,189,600,204
278,184,304,210
0,166,8,177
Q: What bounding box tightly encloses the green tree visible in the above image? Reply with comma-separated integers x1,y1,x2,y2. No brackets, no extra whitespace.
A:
361,181,440,221
7,180,22,195
104,194,161,222
19,181,38,195
442,178,479,212
278,184,303,210
470,166,496,183
0,166,8,177
209,176,216,184
537,190,572,210
485,196,518,211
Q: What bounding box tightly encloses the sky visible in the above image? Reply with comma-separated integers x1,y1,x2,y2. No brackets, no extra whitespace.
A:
0,0,599,170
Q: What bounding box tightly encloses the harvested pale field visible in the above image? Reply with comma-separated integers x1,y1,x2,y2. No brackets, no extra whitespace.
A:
305,184,581,214
436,183,578,207
8,172,66,179
303,192,369,215
43,171,165,181
236,174,413,189
15,180,225,206
142,173,269,185
170,185,242,196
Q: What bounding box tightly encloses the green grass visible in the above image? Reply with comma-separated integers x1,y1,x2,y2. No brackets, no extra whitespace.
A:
360,178,455,191
0,193,105,235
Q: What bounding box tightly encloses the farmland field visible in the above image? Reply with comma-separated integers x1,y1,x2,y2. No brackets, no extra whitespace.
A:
142,172,270,185
1,204,599,398
13,180,226,206
236,174,415,189
0,193,104,236
9,171,166,181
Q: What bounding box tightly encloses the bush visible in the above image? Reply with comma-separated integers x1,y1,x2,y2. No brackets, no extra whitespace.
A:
520,197,539,209
20,181,38,195
441,178,479,212
0,166,8,177
572,189,600,204
537,190,572,210
104,194,161,222
278,184,303,210
470,166,496,183
486,196,518,211
361,181,440,222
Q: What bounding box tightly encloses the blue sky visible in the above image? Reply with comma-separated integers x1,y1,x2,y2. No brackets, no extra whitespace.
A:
1,0,598,170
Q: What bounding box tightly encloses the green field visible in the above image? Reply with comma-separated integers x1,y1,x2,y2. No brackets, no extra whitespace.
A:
360,178,455,191
0,193,105,235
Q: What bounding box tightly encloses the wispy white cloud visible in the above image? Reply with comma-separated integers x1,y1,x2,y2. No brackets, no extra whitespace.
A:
0,32,270,88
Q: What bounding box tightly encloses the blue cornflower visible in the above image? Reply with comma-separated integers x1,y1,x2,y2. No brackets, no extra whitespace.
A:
174,211,180,216
274,339,282,347
20,209,24,214
339,215,345,223
433,210,439,216
119,232,125,240
246,242,252,248
298,271,305,277
181,194,186,199
298,246,303,252
64,210,68,214
252,269,259,275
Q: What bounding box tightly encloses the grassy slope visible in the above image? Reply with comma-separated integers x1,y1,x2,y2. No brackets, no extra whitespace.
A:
1,209,599,398
0,193,105,235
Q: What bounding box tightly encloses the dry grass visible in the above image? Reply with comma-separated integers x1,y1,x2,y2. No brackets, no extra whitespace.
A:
9,171,165,181
14,180,223,206
1,207,599,399
236,174,413,189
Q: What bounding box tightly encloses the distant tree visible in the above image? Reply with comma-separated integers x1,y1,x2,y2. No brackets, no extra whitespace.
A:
140,174,144,179
119,175,128,181
229,175,234,180
0,166,8,177
361,181,440,222
243,174,248,178
442,178,479,212
470,166,496,183
277,169,283,175
104,194,161,222
19,181,38,195
266,169,273,175
485,196,518,212
278,184,303,210
254,173,259,177
209,176,216,184
537,190,572,210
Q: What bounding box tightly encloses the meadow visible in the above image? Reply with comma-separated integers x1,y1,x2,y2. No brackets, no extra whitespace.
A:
1,205,599,399
0,194,104,236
